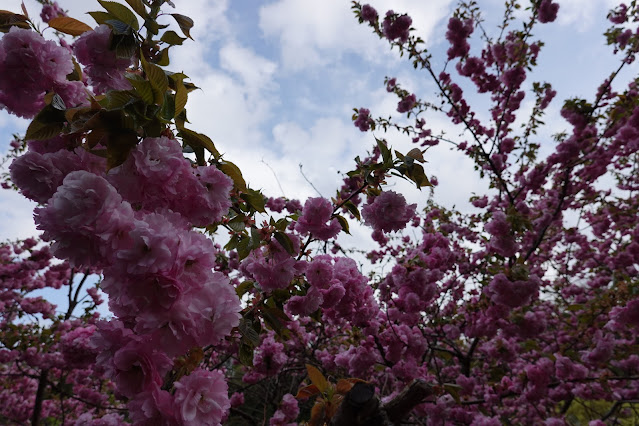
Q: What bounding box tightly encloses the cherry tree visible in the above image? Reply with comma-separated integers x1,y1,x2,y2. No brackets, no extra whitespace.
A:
0,0,638,425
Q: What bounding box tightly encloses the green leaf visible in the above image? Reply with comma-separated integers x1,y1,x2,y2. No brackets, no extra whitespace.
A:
160,92,175,121
140,53,168,105
111,32,137,59
238,318,261,347
239,343,254,366
241,188,266,213
145,18,159,35
171,13,194,39
235,280,254,297
236,235,251,260
127,75,154,105
106,129,138,170
156,47,170,66
376,138,392,166
174,78,187,117
407,162,431,188
107,19,132,35
344,201,361,220
87,11,113,25
336,215,350,234
178,127,221,159
25,105,66,140
98,0,139,30
161,30,186,45
249,227,262,251
274,218,290,232
219,161,247,192
101,90,134,110
262,306,291,338
566,304,584,312
124,0,147,18
67,57,83,82
273,232,295,255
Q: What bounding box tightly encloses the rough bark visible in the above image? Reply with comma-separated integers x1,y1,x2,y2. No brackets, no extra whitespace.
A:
331,379,433,426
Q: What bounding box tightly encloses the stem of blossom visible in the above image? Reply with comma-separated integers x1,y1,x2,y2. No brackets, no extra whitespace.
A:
299,163,323,197
31,369,48,426
383,380,433,425
65,270,90,320
415,51,516,205
523,170,569,262
601,400,639,421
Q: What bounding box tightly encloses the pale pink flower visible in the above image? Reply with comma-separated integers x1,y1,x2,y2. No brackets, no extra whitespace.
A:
295,197,341,240
73,25,132,94
10,148,104,203
173,369,230,426
35,171,135,267
0,27,74,117
112,339,172,398
40,2,66,23
127,384,176,425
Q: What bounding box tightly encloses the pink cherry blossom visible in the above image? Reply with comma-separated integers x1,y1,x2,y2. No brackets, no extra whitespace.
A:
73,25,132,94
361,190,416,233
0,27,75,117
295,197,341,240
173,369,230,426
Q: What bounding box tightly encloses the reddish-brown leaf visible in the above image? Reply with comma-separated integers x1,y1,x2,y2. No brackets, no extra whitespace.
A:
308,400,326,426
336,378,368,395
296,384,320,400
48,16,92,36
306,364,329,393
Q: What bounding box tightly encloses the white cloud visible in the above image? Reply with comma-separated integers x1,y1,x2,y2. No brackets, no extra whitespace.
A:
556,0,616,31
258,0,454,71
219,43,278,92
0,188,37,240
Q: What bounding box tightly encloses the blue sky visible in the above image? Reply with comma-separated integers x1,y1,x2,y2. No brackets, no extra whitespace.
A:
0,0,634,250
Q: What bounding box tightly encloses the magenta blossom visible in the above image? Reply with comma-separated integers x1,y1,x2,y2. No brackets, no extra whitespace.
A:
397,93,417,113
354,107,373,131
382,11,412,44
40,2,66,23
362,190,417,233
537,0,559,24
361,4,378,23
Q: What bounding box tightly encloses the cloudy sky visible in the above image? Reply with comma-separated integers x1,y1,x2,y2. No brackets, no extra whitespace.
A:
0,0,633,250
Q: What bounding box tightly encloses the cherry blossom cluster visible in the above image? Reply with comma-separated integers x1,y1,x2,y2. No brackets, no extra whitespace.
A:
3,0,639,424
2,11,242,424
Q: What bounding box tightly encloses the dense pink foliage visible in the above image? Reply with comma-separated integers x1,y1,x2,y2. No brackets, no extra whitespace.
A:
3,0,639,424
